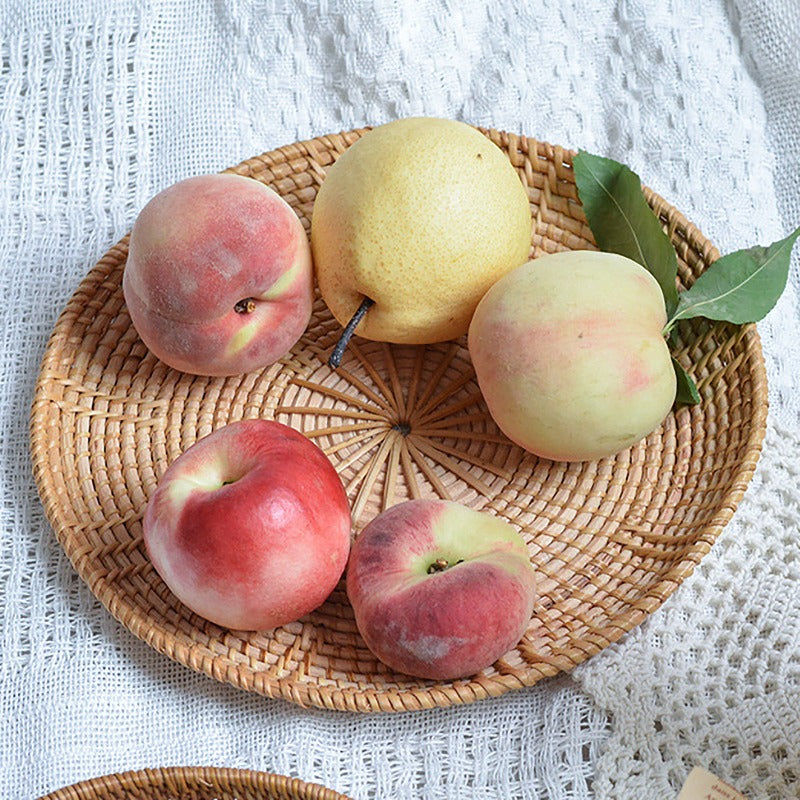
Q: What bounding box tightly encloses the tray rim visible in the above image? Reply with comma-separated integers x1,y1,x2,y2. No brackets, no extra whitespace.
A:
29,128,769,713
36,765,353,800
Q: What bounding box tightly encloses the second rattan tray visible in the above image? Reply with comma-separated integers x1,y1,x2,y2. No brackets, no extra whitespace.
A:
30,128,767,712
37,766,352,800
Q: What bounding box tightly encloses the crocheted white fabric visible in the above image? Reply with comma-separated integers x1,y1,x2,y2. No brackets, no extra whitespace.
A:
1,1,798,798
575,419,800,799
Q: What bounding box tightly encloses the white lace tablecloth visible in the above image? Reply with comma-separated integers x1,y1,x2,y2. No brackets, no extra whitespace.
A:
2,2,799,798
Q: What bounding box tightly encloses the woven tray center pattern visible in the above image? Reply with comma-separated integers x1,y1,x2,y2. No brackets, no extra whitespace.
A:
30,129,767,712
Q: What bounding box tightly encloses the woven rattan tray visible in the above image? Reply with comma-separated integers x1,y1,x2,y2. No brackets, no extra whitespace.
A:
30,128,768,712
37,766,352,800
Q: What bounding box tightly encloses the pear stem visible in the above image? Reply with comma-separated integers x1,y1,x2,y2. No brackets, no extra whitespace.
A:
328,296,374,369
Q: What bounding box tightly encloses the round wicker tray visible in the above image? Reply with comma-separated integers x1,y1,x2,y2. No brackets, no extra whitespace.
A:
37,766,352,800
30,128,768,712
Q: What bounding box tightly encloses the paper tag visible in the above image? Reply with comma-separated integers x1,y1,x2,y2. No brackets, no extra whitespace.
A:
677,766,747,800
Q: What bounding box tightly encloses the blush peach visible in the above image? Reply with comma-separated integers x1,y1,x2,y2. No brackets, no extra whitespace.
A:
123,174,313,377
346,500,536,680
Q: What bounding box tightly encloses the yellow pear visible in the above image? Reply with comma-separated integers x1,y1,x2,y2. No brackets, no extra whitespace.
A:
311,117,531,358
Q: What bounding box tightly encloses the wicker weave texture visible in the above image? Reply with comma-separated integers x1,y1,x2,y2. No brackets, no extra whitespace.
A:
30,129,768,712
37,766,352,800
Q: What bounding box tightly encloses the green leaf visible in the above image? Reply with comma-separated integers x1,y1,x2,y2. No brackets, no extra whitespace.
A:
667,226,800,327
573,150,679,315
672,357,701,405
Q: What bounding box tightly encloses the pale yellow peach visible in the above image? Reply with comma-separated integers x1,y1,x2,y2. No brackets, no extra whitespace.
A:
468,251,676,462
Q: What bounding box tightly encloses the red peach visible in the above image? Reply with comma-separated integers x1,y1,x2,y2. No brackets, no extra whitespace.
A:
123,173,313,377
143,419,351,630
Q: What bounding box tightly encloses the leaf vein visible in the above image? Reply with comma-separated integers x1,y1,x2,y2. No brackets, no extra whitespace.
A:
582,159,649,268
674,237,794,322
